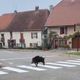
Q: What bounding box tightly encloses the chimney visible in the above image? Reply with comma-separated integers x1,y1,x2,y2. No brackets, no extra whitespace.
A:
49,5,53,11
14,10,17,14
35,6,39,11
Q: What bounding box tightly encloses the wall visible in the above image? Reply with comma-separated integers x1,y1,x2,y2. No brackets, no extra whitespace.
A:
48,26,75,48
0,31,42,48
48,26,75,37
0,32,10,48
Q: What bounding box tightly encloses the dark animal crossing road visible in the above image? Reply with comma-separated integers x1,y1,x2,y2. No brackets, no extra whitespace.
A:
0,49,80,80
31,56,45,67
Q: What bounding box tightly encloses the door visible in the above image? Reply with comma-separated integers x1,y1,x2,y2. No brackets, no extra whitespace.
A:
72,36,80,48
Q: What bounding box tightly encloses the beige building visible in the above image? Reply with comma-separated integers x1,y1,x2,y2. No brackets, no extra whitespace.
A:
45,0,80,49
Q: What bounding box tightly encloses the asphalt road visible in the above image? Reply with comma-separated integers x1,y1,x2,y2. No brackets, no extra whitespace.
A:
0,49,80,80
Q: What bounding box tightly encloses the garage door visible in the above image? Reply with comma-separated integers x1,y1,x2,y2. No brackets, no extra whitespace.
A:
72,37,80,48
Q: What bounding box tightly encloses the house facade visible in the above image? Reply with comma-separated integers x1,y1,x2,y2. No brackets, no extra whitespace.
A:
45,0,80,49
0,31,42,48
0,7,49,48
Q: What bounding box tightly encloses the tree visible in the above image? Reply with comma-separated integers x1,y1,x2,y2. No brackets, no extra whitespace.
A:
48,31,58,48
42,27,48,50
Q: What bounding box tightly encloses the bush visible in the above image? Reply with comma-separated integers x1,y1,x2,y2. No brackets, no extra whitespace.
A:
47,44,51,49
36,46,42,50
67,52,80,55
61,45,70,49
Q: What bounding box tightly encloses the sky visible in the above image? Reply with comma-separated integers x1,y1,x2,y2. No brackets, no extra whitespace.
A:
0,0,61,15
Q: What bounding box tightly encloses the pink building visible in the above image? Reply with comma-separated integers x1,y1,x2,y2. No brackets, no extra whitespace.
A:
45,0,80,49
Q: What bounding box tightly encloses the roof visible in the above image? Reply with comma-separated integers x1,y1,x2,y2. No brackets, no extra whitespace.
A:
45,0,80,27
0,14,15,31
0,9,49,32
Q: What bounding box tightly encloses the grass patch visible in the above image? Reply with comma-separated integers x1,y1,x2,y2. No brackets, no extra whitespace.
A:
67,51,80,55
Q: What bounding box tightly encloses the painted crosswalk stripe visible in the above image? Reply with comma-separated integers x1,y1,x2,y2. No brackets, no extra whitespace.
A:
57,61,80,65
2,67,28,73
67,60,80,63
31,64,62,69
18,65,46,71
46,63,76,67
0,71,8,75
76,59,80,60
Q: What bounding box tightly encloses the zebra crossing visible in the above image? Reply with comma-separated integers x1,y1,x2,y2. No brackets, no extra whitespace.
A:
0,59,80,75
2,67,28,73
18,65,46,71
46,63,76,67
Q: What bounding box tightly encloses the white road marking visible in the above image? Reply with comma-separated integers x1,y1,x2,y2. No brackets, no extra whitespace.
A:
76,59,80,60
8,62,13,64
57,61,80,65
0,71,8,75
67,60,80,63
31,64,62,69
46,63,76,67
2,67,28,73
0,58,28,61
18,65,46,71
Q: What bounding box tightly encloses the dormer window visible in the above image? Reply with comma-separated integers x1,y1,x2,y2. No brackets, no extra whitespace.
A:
60,27,64,34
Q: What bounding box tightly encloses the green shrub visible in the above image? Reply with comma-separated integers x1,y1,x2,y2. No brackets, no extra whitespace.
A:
36,46,42,50
61,45,70,49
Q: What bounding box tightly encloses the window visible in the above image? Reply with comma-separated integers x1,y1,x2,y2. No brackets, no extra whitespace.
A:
30,43,38,48
30,43,32,47
1,34,5,45
8,39,16,48
31,32,38,39
20,33,25,43
60,27,64,34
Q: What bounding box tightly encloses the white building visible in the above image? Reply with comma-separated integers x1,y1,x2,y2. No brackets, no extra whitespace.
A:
0,7,49,48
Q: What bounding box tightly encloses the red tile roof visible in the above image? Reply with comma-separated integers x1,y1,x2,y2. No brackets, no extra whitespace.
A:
45,0,80,27
0,14,15,30
0,9,49,32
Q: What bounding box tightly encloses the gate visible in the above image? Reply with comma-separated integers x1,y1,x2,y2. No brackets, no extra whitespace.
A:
72,34,80,48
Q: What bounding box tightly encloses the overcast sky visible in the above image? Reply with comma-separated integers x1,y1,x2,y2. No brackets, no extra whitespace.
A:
0,0,61,15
